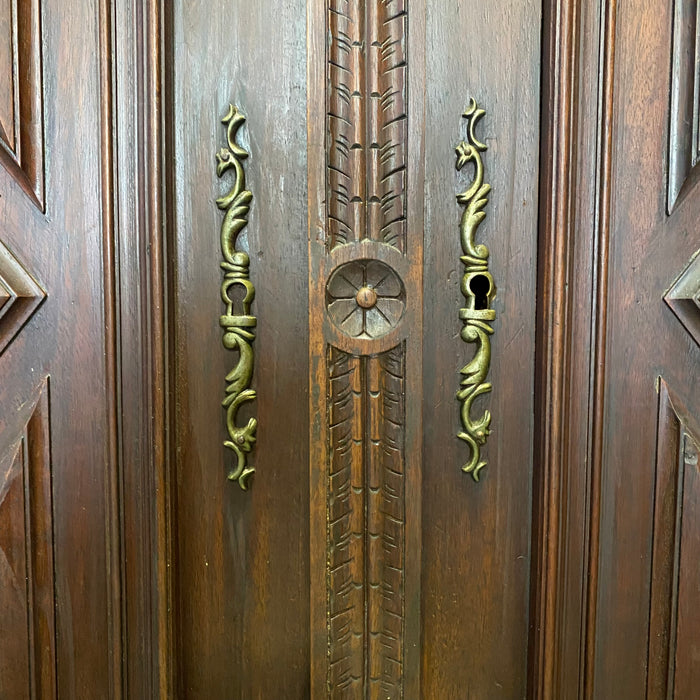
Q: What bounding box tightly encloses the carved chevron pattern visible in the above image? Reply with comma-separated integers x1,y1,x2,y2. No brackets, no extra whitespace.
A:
0,240,46,357
327,0,408,251
327,344,405,698
665,250,700,347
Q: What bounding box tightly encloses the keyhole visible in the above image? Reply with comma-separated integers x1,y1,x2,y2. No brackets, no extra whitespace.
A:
469,274,491,310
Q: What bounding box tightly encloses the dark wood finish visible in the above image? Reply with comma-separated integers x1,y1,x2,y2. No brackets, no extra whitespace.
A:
647,381,700,699
529,0,618,695
4,1,699,697
0,383,54,700
168,2,310,697
106,0,173,694
0,0,44,207
0,0,127,695
420,2,541,697
308,1,423,695
668,0,700,213
588,0,699,694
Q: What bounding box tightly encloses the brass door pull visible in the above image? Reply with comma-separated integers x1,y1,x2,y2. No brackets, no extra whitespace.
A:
216,104,257,489
456,99,496,481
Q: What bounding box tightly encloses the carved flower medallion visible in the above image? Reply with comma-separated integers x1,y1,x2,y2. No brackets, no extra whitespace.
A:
325,260,405,339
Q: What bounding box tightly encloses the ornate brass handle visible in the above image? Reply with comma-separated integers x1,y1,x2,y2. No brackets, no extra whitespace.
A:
456,99,496,481
216,104,257,490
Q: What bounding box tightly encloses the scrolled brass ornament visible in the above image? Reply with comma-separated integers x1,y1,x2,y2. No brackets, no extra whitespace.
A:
455,99,496,481
216,104,257,489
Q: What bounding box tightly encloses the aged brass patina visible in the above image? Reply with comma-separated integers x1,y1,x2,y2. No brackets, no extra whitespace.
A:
456,99,496,481
216,104,257,489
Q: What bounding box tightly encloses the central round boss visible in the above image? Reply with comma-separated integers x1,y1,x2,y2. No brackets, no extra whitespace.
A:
325,259,405,340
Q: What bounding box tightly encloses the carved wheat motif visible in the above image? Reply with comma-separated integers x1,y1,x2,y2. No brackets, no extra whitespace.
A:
327,345,405,697
327,0,407,251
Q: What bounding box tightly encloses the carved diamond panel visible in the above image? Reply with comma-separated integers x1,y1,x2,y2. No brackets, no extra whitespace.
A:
0,0,44,208
665,251,700,346
0,383,56,699
647,380,700,697
0,240,46,356
668,0,700,213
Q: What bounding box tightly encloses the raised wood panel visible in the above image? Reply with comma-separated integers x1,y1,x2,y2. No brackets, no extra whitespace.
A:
665,249,700,346
0,0,15,150
169,0,312,695
0,0,44,208
668,0,700,213
647,380,700,699
0,382,56,700
0,239,46,357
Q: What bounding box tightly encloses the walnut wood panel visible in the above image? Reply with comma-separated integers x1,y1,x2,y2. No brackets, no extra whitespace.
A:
647,380,700,699
586,0,700,695
106,0,172,694
168,1,311,696
0,383,55,700
668,0,700,213
420,2,540,696
327,346,405,698
0,0,126,694
0,0,44,208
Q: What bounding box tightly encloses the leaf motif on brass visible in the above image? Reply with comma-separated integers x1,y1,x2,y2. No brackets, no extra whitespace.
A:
216,104,256,490
456,99,496,481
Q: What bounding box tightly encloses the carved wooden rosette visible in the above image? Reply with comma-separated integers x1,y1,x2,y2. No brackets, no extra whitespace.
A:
216,105,257,490
309,0,421,696
456,100,496,481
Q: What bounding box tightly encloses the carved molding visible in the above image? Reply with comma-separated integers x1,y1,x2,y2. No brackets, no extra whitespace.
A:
665,250,700,346
0,0,44,209
326,0,408,251
0,239,46,357
667,0,700,213
647,379,700,698
0,382,56,699
327,344,405,697
310,1,415,695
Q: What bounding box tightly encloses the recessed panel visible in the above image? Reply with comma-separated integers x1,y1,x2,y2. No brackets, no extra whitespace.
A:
0,0,16,151
668,0,700,213
0,0,44,208
647,380,700,698
0,384,55,700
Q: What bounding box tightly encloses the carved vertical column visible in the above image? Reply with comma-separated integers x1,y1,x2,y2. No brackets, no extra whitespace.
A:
309,0,424,697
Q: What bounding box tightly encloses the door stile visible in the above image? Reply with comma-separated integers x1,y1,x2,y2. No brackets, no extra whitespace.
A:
308,1,425,696
530,0,618,697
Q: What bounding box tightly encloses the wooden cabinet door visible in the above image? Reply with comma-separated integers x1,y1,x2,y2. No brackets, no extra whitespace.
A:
0,0,124,696
168,1,540,697
580,0,700,696
8,1,698,698
531,1,700,697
